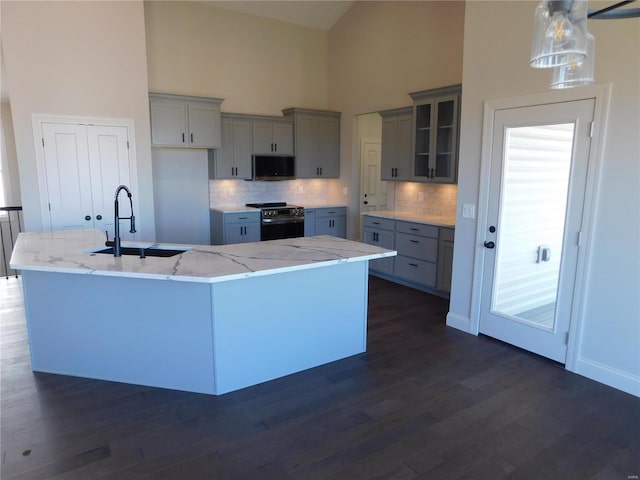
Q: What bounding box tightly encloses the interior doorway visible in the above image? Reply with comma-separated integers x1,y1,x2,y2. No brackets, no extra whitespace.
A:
357,112,390,240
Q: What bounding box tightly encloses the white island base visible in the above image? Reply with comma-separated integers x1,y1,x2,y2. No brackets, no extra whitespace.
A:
22,261,369,395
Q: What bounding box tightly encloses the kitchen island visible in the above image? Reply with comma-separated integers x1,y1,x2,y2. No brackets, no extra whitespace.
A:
10,229,396,395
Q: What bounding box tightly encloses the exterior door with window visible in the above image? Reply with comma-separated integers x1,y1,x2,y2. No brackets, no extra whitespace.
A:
479,99,594,363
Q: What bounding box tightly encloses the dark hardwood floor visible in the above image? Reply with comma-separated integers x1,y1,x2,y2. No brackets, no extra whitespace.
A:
1,275,638,479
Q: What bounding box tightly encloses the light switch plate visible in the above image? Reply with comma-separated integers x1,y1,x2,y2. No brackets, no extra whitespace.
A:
462,204,476,219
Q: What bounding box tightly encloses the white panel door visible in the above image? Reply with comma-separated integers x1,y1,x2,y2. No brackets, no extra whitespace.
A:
41,123,94,231
360,140,385,213
479,99,595,363
40,121,135,240
86,125,133,240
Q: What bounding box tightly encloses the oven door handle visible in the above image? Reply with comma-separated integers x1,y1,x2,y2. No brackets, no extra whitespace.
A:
262,218,305,224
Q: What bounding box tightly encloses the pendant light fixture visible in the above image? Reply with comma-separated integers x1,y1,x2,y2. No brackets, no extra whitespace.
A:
530,0,640,88
530,0,588,68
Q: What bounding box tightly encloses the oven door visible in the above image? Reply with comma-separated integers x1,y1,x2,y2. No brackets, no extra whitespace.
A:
261,220,304,241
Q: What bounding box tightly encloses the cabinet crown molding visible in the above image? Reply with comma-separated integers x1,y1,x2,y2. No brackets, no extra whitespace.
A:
409,84,462,101
149,92,224,104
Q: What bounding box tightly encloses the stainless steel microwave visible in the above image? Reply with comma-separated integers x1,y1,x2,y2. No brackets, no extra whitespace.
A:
252,155,295,181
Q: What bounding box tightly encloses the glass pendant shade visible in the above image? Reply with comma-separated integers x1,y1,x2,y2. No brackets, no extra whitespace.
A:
550,33,595,88
530,0,588,68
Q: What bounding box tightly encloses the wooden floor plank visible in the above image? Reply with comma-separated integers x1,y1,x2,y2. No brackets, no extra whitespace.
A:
1,276,638,480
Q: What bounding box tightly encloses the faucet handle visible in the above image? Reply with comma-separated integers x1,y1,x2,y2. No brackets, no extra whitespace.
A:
105,230,109,241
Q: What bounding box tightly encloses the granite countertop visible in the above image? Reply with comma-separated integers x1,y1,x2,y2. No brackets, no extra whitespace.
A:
363,210,456,228
10,229,396,284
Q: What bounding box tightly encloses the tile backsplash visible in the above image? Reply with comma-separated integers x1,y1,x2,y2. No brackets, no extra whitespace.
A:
391,182,457,217
210,179,457,217
209,179,336,207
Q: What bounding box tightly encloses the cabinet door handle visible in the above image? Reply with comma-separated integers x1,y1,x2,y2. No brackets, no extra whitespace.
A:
238,216,247,220
410,228,420,231
96,215,102,220
430,167,434,178
191,133,194,143
410,240,419,243
182,133,185,143
85,215,91,221
409,263,418,267
274,143,277,152
320,167,323,175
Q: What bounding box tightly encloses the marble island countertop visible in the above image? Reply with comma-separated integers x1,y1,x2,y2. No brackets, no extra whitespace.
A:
10,229,396,284
363,210,456,228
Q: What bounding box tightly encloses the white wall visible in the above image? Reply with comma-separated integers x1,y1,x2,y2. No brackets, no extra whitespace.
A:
328,1,465,238
451,1,639,395
144,1,329,115
1,0,156,240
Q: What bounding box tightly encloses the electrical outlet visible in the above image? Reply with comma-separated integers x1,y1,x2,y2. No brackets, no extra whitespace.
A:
343,187,348,196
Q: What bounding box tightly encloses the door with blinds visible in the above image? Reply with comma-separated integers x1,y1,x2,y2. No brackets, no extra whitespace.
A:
479,99,595,363
38,119,137,241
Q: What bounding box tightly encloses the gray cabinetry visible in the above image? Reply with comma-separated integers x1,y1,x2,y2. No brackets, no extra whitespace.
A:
252,118,294,155
212,114,252,179
437,228,455,293
149,93,223,148
409,85,461,183
210,210,260,245
362,213,454,297
304,208,316,236
315,207,346,238
306,207,346,238
283,108,341,178
380,107,412,181
362,216,395,275
394,221,438,288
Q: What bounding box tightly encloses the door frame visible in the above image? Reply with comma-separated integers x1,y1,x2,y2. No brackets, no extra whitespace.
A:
32,114,139,234
469,84,611,372
358,136,383,240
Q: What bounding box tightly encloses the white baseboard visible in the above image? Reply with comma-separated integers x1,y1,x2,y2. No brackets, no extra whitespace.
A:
446,312,472,333
575,357,640,397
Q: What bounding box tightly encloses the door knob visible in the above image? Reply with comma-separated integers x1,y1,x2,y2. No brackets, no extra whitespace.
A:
484,241,495,249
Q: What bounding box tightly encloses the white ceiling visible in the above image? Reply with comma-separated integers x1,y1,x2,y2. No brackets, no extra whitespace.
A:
199,1,355,31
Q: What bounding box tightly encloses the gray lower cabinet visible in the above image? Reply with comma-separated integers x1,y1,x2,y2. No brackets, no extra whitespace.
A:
305,207,346,238
315,207,346,238
394,221,439,288
149,93,223,148
304,208,316,236
362,214,454,296
437,228,455,293
362,216,395,275
282,108,341,178
211,115,252,179
210,210,260,245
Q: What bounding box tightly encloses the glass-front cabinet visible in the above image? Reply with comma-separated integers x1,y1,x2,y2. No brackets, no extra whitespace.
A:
410,85,461,184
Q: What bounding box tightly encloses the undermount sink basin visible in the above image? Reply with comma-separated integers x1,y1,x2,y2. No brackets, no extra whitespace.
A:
91,246,190,258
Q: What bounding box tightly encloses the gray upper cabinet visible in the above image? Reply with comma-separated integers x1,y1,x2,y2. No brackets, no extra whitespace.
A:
212,114,252,179
409,85,461,183
149,93,223,148
252,118,294,155
380,107,413,181
282,108,341,179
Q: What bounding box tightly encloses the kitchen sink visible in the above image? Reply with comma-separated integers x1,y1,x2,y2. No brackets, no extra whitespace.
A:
91,246,190,258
